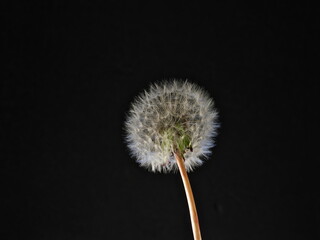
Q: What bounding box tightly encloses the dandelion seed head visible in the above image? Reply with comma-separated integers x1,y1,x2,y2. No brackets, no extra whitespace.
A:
125,80,219,173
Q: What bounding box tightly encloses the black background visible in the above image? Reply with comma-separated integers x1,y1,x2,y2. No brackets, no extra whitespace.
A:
2,1,319,240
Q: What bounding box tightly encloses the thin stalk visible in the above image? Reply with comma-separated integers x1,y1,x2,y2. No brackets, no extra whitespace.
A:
174,151,202,240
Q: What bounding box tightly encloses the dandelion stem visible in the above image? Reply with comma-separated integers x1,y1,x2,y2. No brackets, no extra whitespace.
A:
174,151,202,240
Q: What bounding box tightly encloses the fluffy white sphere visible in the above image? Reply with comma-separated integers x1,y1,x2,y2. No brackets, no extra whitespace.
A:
125,80,219,173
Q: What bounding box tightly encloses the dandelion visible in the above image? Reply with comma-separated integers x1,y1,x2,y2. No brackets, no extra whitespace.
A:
125,80,219,240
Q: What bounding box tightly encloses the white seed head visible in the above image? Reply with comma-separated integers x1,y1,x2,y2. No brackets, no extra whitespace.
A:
125,80,219,173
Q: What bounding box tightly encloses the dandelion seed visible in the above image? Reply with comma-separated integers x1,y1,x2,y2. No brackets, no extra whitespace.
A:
125,80,219,173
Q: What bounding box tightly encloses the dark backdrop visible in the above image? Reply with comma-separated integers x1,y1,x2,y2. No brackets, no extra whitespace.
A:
2,2,318,240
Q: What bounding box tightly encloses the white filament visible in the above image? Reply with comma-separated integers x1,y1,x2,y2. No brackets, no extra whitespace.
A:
125,80,219,173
